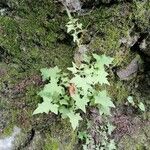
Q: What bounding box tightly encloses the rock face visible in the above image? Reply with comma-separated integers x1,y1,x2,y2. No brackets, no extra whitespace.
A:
0,0,150,149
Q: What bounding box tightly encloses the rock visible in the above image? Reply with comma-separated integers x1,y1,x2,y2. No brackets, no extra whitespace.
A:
74,44,88,66
117,56,140,80
118,121,150,150
140,34,150,57
27,132,43,150
119,35,139,48
13,130,44,150
12,129,35,150
59,0,82,12
0,126,21,150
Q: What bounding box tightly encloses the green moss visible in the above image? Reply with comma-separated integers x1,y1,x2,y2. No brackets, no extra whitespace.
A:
79,4,137,69
0,0,72,73
0,16,20,56
44,134,59,150
0,0,74,134
43,119,77,150
81,5,130,48
131,1,150,32
108,81,130,103
1,124,14,137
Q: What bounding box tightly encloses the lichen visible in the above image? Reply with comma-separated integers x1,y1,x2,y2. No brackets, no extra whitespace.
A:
44,136,59,150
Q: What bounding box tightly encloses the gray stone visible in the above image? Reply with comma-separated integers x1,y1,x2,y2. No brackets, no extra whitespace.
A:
117,56,140,80
0,127,21,150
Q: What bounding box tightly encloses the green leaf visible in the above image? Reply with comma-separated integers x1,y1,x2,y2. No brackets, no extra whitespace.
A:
138,102,145,111
107,123,115,135
68,19,78,24
60,99,68,105
72,33,79,43
33,98,59,115
67,111,82,130
93,69,109,85
81,65,95,76
43,81,63,96
98,105,111,115
67,62,78,74
82,54,91,63
38,90,51,98
76,22,82,29
127,96,135,105
61,73,69,86
40,66,61,81
72,94,89,112
83,145,88,150
95,90,115,115
70,75,92,95
93,54,113,69
78,131,88,140
107,139,116,150
95,90,115,107
66,24,74,33
59,106,70,119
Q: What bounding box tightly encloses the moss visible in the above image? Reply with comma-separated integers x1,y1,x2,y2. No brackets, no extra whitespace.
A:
79,4,137,104
0,16,20,56
1,124,14,137
82,5,130,39
108,81,130,103
43,119,77,150
0,0,72,72
131,1,150,32
79,4,138,68
44,134,59,150
0,0,74,134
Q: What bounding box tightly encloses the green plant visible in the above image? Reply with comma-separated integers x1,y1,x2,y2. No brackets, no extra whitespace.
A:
78,120,116,150
65,6,83,46
33,5,116,149
33,54,114,130
127,96,146,112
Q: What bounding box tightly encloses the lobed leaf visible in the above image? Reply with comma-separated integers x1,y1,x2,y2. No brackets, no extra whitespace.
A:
138,102,145,111
33,99,58,115
40,66,61,81
72,94,89,113
67,111,82,130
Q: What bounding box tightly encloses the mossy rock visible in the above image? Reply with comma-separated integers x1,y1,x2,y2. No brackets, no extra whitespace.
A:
118,121,150,150
0,0,150,149
12,119,76,150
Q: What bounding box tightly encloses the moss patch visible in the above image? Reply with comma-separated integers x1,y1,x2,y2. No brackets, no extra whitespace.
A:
44,119,77,150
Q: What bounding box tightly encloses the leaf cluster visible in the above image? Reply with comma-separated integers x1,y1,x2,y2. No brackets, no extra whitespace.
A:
65,7,82,46
78,121,116,150
33,54,114,130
